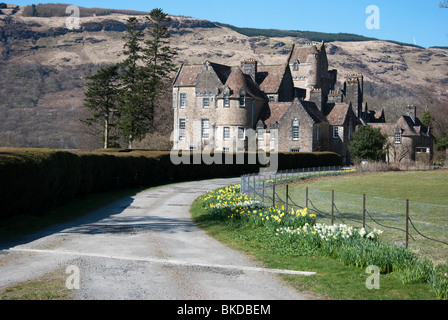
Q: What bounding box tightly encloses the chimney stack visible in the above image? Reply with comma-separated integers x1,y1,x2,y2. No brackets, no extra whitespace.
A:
406,105,416,123
241,59,258,83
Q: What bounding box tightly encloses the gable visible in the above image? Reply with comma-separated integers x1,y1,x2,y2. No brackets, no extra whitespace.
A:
277,99,325,126
195,63,225,93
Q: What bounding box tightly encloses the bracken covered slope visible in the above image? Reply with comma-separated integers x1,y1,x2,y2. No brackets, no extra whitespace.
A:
1,4,447,149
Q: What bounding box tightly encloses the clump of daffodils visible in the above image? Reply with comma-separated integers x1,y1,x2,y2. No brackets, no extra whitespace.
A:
276,223,383,243
199,184,316,228
200,184,383,245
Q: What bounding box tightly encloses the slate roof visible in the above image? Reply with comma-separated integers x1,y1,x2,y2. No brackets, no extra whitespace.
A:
256,64,288,94
174,62,267,100
326,103,351,126
396,116,430,136
173,64,202,87
224,66,266,99
208,62,232,84
370,115,430,137
263,102,291,128
299,100,328,124
263,99,328,129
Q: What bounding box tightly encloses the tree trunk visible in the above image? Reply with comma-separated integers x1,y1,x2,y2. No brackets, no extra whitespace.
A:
104,117,109,149
128,135,133,149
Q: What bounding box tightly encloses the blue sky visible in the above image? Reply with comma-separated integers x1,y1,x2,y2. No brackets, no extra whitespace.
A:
12,0,448,48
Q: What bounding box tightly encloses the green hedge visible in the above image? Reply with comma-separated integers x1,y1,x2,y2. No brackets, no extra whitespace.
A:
0,148,341,219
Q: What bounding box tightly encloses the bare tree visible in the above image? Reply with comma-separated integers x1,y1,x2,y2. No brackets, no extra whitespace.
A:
440,1,448,8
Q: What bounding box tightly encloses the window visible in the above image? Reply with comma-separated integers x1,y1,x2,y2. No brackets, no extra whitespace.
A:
202,97,210,108
395,132,402,144
268,95,275,102
179,118,186,140
333,126,339,139
416,147,429,153
293,60,299,71
348,126,352,141
394,127,402,144
315,126,320,141
224,94,230,107
291,118,300,140
223,127,230,140
289,147,300,153
201,119,210,140
180,93,187,108
239,94,246,107
238,127,246,141
258,128,264,140
223,147,230,153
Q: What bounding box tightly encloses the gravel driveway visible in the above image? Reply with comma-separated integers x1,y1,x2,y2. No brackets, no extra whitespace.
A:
0,177,312,300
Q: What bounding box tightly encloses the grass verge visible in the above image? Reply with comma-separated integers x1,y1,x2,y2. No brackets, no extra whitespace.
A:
0,267,73,300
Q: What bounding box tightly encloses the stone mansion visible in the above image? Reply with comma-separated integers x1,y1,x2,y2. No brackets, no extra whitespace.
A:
172,42,433,165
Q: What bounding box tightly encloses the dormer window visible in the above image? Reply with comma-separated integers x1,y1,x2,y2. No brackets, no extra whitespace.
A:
333,126,339,139
293,60,300,71
394,127,402,144
202,97,210,108
239,94,246,107
224,94,230,107
291,117,300,140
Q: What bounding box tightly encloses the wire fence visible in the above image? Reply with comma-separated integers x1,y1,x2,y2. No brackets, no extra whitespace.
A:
241,168,448,264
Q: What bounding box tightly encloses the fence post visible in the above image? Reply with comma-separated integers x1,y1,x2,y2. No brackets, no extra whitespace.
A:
273,182,276,208
305,187,309,208
331,190,335,225
286,185,289,212
262,180,265,203
253,175,256,199
406,199,409,248
363,194,366,229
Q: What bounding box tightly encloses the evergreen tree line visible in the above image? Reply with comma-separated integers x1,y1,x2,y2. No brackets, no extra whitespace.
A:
83,9,177,149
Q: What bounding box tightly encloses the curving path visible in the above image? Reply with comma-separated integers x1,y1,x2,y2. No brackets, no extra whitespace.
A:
0,177,313,300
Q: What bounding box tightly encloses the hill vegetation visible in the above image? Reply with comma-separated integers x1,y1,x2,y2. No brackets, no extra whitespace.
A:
21,3,148,17
214,23,425,49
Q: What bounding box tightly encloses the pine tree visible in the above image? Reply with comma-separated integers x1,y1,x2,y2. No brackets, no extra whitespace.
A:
141,8,177,132
82,65,120,149
117,17,146,148
117,11,177,148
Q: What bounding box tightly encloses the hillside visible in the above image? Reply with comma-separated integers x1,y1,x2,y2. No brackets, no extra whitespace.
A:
1,3,447,150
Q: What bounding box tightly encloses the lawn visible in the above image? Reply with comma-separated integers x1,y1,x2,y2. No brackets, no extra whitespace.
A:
271,170,448,265
304,170,448,205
